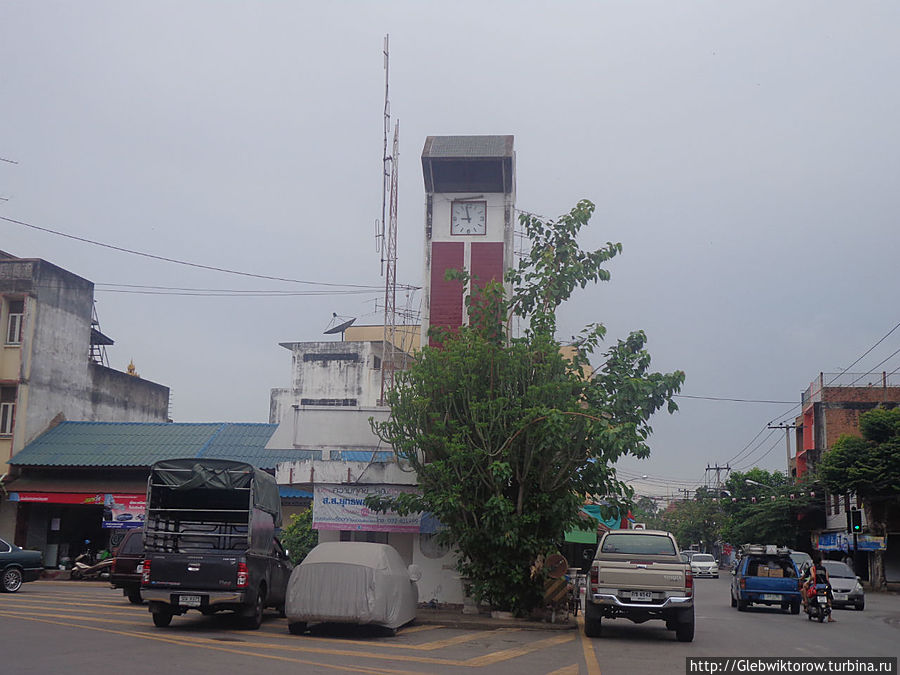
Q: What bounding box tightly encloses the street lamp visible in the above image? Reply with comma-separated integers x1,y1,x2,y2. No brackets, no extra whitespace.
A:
745,479,775,491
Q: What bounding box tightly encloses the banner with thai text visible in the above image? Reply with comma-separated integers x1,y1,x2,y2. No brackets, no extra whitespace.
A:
313,484,420,533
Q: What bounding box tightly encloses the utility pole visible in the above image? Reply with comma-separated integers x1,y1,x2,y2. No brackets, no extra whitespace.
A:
705,464,730,495
768,422,796,481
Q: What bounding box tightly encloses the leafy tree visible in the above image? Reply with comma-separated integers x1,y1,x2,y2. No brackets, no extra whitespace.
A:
369,200,684,615
718,469,823,550
630,495,665,531
662,490,724,552
819,406,900,588
280,509,318,565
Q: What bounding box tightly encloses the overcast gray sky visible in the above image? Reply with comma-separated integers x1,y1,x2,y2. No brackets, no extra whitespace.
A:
3,2,899,497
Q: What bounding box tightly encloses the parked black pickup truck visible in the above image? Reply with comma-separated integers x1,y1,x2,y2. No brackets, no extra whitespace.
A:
140,459,292,629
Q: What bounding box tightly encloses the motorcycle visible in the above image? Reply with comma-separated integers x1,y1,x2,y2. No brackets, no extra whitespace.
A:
805,584,832,623
71,552,114,580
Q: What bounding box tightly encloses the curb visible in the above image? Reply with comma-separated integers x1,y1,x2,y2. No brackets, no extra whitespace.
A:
414,608,577,631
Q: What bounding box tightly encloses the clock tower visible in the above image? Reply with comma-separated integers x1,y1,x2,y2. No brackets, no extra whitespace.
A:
420,135,515,345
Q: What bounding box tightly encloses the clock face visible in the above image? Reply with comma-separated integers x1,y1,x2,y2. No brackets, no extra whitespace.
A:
450,201,487,235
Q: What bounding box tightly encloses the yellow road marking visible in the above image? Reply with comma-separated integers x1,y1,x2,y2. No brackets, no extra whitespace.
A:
1,607,569,669
242,625,520,651
576,614,602,675
546,665,579,675
0,611,426,675
462,633,574,667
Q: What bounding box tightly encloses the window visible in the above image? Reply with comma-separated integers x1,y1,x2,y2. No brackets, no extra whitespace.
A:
6,299,24,344
0,386,15,435
600,533,676,556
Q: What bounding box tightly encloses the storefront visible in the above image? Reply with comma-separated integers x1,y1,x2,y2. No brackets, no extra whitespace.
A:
7,479,147,568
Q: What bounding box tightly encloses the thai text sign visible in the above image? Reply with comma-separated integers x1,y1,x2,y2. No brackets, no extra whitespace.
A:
103,494,146,529
313,485,420,533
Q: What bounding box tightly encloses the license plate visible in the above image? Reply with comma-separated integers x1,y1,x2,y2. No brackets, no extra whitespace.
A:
178,595,202,607
833,593,847,601
630,591,653,602
761,594,781,601
817,596,828,605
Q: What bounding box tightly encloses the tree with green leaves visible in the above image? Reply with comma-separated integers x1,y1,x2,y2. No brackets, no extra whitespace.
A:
369,200,684,615
280,509,318,566
662,490,724,553
718,468,823,551
820,406,900,588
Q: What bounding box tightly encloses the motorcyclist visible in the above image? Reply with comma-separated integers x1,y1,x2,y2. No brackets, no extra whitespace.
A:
801,551,835,621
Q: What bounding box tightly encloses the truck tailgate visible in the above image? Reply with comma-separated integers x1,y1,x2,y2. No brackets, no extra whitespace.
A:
146,553,240,591
597,560,687,590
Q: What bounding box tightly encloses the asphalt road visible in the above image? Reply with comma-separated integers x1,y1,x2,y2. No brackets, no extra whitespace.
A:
0,576,897,675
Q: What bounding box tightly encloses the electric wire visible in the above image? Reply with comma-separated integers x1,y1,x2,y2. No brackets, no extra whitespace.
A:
1,214,420,291
846,345,900,386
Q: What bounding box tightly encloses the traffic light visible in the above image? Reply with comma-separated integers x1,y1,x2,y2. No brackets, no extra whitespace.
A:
850,509,862,533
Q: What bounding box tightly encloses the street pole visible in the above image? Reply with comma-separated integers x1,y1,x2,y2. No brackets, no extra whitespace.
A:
768,423,796,481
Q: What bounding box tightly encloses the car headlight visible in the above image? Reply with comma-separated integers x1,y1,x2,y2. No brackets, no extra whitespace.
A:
854,582,863,593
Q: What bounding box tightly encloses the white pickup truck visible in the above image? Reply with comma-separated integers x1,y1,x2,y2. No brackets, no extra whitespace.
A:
584,529,694,641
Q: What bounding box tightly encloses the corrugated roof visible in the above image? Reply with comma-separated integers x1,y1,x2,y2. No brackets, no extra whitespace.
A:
422,135,514,159
9,421,316,471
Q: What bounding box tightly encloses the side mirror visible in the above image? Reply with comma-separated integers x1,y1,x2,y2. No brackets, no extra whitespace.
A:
407,564,422,582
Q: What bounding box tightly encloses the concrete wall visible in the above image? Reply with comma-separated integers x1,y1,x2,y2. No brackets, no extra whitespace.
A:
1,257,169,472
88,364,169,421
273,341,385,413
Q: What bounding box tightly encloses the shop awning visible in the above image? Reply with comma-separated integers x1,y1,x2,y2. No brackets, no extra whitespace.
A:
564,527,598,544
5,477,148,501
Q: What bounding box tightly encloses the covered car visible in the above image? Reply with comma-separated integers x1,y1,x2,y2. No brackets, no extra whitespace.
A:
285,542,419,634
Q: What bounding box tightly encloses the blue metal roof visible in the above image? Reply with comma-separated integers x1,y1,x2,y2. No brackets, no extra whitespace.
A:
9,421,319,471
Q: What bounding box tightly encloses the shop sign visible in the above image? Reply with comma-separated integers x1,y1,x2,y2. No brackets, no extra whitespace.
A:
102,494,146,529
313,484,420,533
817,531,887,551
10,492,106,505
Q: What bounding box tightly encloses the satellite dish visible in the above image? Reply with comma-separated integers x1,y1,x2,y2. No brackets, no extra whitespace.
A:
324,313,357,336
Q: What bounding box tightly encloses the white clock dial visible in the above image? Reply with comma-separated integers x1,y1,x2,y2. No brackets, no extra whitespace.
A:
450,201,487,235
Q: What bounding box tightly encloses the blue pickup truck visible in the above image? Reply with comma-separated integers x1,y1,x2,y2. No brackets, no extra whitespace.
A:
730,545,801,614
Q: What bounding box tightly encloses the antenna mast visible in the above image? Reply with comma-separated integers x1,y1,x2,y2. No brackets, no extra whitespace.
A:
379,35,400,404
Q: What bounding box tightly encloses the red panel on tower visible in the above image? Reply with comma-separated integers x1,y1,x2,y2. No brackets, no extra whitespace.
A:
430,242,464,341
470,242,504,290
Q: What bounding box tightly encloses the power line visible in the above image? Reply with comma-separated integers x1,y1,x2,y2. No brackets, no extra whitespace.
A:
825,319,900,387
846,345,900,386
1,214,420,291
674,394,795,404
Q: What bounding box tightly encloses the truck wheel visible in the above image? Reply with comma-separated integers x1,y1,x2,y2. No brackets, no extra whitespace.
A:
790,600,800,615
126,587,143,604
244,585,266,630
288,621,307,635
583,606,602,638
737,598,748,612
730,591,737,608
675,607,695,643
152,610,173,627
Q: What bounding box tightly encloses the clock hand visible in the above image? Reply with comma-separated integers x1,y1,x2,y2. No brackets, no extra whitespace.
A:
464,204,471,222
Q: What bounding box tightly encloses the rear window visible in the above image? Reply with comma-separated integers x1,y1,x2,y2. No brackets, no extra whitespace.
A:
600,533,676,556
746,556,797,578
119,531,144,555
693,554,714,562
